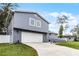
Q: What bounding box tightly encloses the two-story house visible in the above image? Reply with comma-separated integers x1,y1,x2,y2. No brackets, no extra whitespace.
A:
8,11,49,43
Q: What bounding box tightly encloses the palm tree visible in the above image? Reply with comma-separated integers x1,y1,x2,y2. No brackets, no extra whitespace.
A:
57,14,68,38
0,3,18,34
0,9,5,33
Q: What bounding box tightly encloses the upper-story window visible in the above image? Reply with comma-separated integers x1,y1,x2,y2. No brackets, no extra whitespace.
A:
29,18,35,26
36,20,41,27
29,17,41,28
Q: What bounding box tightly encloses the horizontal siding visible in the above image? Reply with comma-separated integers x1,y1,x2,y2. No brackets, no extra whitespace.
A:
13,13,49,33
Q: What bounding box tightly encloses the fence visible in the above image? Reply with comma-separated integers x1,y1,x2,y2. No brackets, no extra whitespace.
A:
0,35,10,43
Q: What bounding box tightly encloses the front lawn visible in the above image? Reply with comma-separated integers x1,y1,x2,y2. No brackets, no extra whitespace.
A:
56,42,79,50
0,43,38,56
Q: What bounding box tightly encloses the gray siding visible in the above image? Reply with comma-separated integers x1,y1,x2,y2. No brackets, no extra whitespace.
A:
13,12,48,33
13,29,21,43
43,34,49,42
7,16,14,43
13,29,47,43
7,17,13,35
8,11,49,43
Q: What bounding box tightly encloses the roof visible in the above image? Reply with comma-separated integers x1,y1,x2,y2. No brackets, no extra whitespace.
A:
14,28,48,34
13,10,49,24
64,35,75,37
48,31,58,35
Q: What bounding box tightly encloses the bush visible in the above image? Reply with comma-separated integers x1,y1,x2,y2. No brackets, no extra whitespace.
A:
58,35,64,38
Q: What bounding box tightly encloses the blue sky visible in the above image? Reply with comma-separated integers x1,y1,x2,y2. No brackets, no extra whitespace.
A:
17,3,79,35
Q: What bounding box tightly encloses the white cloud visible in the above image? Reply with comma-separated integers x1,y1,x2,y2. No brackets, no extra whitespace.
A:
49,12,72,18
49,12,79,34
68,15,78,28
61,12,72,17
49,23,59,33
49,12,59,17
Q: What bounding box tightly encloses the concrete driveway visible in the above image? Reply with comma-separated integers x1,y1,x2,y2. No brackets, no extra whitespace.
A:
23,43,79,56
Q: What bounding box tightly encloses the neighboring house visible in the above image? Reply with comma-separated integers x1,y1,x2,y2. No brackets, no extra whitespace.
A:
47,32,67,42
64,35,75,41
47,32,58,41
8,11,49,43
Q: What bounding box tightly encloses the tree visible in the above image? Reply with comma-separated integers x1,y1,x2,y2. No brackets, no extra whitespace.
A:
58,25,64,38
71,24,79,41
0,3,18,34
57,15,68,24
0,8,4,33
57,14,68,38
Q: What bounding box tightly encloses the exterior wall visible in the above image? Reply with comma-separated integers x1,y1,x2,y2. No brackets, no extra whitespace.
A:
7,17,13,35
12,31,48,43
7,16,14,43
13,29,21,43
0,35,10,43
43,34,49,42
13,29,48,43
13,12,48,33
8,12,49,43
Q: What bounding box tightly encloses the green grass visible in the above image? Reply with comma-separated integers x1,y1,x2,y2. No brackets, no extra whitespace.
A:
56,42,79,50
0,43,38,56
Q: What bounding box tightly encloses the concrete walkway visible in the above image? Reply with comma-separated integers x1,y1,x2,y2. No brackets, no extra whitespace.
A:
24,43,79,56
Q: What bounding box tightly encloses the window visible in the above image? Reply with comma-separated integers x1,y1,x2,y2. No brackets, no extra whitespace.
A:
29,17,41,28
36,20,41,27
29,18,35,26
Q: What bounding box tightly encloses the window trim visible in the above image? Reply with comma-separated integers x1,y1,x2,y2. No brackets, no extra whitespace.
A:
29,17,41,28
29,18,35,26
36,20,41,28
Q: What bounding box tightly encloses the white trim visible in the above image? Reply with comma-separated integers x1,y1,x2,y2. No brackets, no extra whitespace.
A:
36,20,41,28
29,17,35,26
11,16,14,43
29,17,41,28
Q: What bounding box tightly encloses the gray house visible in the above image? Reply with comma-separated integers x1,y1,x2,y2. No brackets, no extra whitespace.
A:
8,11,49,43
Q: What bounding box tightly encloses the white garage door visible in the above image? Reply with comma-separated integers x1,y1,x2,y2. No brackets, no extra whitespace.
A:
21,32,43,42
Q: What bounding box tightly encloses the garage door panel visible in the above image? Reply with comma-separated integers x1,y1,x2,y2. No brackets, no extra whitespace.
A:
21,32,43,42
